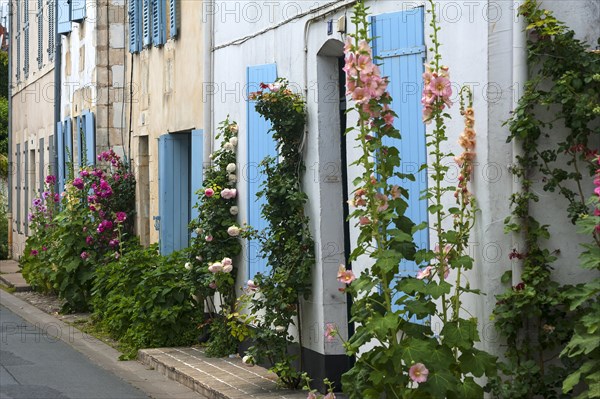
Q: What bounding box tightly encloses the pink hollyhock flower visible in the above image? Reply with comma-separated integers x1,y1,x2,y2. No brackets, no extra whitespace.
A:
409,363,429,383
375,193,389,212
429,76,452,99
116,212,127,223
307,393,318,399
72,177,84,190
80,251,89,260
325,323,337,342
337,265,356,284
358,39,372,55
45,175,57,185
204,188,214,197
109,239,119,248
416,266,433,280
80,170,89,178
323,393,336,399
31,249,39,256
359,216,371,226
383,111,395,126
351,87,370,104
86,236,94,245
205,235,213,242
42,247,47,251
390,185,401,199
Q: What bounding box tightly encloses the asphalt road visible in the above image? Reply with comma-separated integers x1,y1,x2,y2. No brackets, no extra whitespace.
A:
0,305,149,399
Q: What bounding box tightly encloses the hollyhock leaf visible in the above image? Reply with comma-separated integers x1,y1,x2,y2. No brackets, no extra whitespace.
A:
405,298,436,319
421,369,459,398
441,319,479,350
396,278,428,295
423,281,452,299
454,255,474,270
399,337,432,364
448,377,484,399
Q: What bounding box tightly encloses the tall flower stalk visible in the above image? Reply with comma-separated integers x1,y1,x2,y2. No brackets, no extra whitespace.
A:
337,2,496,398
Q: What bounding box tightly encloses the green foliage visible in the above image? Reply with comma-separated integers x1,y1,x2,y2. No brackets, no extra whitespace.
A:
242,79,315,389
490,1,600,397
92,242,203,359
189,118,242,357
0,190,8,259
0,96,7,157
0,51,7,99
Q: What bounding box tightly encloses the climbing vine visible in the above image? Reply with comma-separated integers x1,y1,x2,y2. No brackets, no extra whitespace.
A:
490,1,600,397
240,79,315,389
189,119,243,357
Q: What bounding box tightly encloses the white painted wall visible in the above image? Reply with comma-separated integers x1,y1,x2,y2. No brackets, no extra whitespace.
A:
213,0,600,358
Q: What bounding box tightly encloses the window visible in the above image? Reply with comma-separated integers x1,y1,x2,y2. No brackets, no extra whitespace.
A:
75,111,96,166
57,0,86,35
130,0,178,53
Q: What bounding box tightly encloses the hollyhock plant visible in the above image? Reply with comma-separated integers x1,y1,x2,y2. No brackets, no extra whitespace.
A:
409,363,429,383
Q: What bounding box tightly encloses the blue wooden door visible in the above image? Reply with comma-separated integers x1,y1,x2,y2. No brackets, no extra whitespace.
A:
247,63,278,278
158,133,191,254
372,8,429,304
190,129,204,223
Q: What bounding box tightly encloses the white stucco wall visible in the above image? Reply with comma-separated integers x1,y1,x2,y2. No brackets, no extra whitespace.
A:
212,0,599,358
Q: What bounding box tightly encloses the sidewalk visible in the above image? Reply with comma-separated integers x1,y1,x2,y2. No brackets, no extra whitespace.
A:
1,275,311,399
0,260,31,292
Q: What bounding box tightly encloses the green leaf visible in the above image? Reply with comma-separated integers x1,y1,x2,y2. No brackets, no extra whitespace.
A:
501,270,512,284
563,360,593,393
422,369,460,398
422,281,452,299
441,319,479,350
459,348,498,377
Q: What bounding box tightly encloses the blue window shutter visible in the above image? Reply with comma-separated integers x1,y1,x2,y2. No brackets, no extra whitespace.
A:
37,0,43,69
169,0,178,38
24,142,29,235
47,0,55,60
246,63,278,279
39,137,45,194
24,0,30,78
142,0,152,47
76,115,84,165
71,0,86,21
15,0,20,81
151,0,166,47
158,134,190,254
190,129,203,223
84,111,96,166
65,118,73,168
48,135,55,177
57,121,65,193
371,8,429,316
16,144,21,233
128,0,141,53
57,0,71,34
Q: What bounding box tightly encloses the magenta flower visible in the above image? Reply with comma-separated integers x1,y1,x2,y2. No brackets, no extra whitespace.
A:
53,194,60,203
45,175,56,185
204,188,214,197
80,251,89,260
80,170,89,178
116,212,127,223
30,249,39,256
109,239,119,248
86,236,94,245
409,363,429,383
72,177,84,190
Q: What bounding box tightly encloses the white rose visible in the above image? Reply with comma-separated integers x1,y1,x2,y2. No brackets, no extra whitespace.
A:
230,206,239,215
227,226,240,237
275,326,286,333
228,174,237,183
223,142,234,152
223,264,233,273
230,124,239,134
195,255,203,262
184,262,192,270
208,262,223,273
229,137,238,147
226,163,237,173
222,257,232,266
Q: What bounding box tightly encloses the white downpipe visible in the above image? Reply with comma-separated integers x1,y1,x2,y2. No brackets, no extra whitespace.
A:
512,0,528,285
203,0,214,169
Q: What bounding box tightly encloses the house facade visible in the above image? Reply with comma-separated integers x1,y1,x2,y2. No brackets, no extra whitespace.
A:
9,0,127,257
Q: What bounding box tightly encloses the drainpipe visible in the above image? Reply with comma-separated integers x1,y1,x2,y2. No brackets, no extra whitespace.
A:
202,0,214,168
7,0,13,259
511,0,527,285
53,0,61,193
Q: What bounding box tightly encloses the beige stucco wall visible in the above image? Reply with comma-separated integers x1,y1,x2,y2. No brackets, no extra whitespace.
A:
128,0,205,245
10,0,57,258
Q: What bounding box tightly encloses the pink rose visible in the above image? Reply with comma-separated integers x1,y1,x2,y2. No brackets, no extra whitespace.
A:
204,188,214,197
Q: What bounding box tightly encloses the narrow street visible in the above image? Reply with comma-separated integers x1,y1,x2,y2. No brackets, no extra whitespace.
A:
0,305,148,399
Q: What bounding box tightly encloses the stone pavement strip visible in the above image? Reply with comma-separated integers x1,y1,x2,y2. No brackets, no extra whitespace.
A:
138,347,308,399
0,260,31,292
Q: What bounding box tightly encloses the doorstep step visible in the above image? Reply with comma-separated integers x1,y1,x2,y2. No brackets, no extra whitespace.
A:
138,347,307,399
